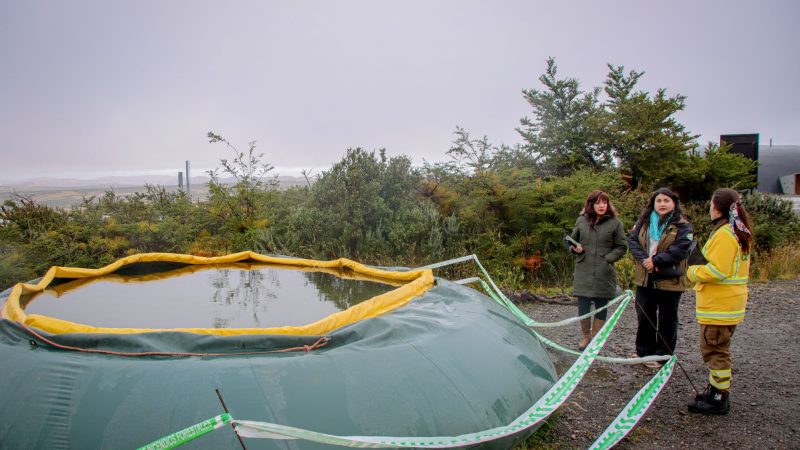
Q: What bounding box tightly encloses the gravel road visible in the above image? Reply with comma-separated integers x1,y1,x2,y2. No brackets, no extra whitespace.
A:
517,278,800,449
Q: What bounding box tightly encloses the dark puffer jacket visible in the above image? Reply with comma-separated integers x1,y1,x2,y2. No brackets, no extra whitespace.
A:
570,214,628,298
628,215,693,292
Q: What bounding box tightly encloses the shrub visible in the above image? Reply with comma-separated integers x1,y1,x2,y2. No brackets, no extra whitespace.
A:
742,191,800,252
507,169,626,255
670,142,757,202
751,243,800,281
615,254,637,290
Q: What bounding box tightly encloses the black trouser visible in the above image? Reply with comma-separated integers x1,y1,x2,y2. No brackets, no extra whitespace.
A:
634,286,682,357
577,297,609,321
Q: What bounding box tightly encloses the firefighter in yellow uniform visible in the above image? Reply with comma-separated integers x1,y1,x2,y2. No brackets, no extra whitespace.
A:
687,188,754,415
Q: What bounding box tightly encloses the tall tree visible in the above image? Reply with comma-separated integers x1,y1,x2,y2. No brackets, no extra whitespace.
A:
602,64,698,188
517,57,611,175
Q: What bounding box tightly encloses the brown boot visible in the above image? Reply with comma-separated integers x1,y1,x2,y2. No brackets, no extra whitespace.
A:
591,318,605,339
578,319,592,351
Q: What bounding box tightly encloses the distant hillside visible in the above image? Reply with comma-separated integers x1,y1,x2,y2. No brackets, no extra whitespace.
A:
0,174,310,190
0,175,310,208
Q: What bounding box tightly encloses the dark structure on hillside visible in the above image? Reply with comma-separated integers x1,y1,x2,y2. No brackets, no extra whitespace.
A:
721,134,759,180
754,145,800,194
721,134,800,195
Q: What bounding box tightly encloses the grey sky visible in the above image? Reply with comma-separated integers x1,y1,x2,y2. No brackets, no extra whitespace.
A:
1,0,798,182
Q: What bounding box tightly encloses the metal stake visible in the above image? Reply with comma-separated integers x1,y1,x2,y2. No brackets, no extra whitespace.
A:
216,388,247,450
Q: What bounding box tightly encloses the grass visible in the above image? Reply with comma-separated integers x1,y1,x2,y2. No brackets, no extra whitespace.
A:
752,244,800,282
515,413,563,450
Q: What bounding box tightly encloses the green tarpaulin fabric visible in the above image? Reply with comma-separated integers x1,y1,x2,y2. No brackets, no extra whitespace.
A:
0,277,556,449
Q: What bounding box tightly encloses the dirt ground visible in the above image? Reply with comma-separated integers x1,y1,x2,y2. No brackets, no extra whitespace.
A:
517,277,800,449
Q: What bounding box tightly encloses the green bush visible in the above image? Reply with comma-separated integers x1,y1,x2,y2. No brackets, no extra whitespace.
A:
505,170,627,286
669,142,757,202
742,191,800,252
2,138,798,292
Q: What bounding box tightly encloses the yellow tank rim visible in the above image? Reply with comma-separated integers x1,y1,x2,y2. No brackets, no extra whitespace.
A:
0,252,434,336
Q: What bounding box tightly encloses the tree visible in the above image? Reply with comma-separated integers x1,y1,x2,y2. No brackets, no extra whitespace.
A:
310,148,426,260
446,126,499,177
602,64,699,188
671,141,757,201
206,132,278,241
517,57,610,175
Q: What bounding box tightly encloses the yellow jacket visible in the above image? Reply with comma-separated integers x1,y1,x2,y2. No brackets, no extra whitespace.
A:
687,223,750,325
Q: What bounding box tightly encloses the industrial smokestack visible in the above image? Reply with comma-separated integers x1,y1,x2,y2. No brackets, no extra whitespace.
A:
185,160,191,196
178,171,184,190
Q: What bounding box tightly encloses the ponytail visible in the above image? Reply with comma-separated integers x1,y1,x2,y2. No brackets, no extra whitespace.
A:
712,188,754,254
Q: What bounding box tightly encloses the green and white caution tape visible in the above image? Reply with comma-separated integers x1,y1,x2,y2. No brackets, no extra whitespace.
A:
460,264,679,448
221,294,632,448
589,356,677,450
447,257,671,365
477,278,625,328
139,256,677,449
453,276,483,285
143,294,632,449
419,255,506,307
137,413,232,450
418,254,477,270
454,255,681,447
530,328,671,365
426,255,622,328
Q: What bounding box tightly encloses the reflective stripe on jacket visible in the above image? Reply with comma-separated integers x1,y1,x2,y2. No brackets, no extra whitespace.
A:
688,223,750,325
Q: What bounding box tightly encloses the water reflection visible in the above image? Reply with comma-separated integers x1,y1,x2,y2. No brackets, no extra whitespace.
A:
304,270,399,311
21,263,397,329
208,268,276,328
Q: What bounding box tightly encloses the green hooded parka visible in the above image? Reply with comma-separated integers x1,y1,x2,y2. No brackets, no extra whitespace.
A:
570,214,627,298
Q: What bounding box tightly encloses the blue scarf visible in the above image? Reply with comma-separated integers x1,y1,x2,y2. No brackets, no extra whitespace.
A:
648,210,672,243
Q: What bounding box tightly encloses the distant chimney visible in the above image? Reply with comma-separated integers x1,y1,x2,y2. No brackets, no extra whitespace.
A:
178,171,184,190
185,160,191,195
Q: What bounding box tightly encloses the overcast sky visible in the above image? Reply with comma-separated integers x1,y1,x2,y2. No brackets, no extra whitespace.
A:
1,0,798,182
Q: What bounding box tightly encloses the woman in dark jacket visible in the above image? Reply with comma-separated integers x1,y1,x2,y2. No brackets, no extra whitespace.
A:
628,188,693,368
568,190,628,350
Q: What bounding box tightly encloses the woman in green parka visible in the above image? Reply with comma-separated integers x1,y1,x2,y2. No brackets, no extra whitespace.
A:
568,190,628,350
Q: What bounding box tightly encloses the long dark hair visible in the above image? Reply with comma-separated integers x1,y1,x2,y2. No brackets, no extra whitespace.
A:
712,188,754,254
636,187,686,230
583,190,617,223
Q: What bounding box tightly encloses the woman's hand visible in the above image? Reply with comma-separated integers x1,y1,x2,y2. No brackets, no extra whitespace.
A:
572,244,584,254
642,257,655,272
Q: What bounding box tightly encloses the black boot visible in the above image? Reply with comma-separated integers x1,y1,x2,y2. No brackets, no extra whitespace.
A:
688,385,730,415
